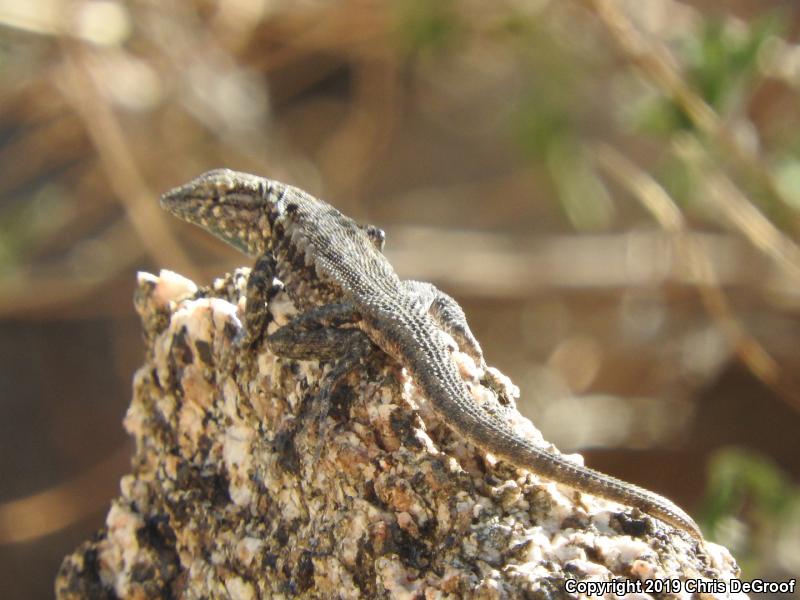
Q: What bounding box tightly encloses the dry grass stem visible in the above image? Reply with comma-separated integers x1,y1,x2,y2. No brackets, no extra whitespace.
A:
593,141,800,411
584,0,798,226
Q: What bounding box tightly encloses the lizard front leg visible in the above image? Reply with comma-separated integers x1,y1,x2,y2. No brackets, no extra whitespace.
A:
265,302,364,360
242,253,285,348
264,302,375,461
244,253,364,356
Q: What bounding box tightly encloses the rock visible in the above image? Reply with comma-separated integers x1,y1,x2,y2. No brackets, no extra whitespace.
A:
56,268,742,599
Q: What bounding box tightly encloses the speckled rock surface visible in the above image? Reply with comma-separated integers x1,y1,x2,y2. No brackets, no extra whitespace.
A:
56,269,743,599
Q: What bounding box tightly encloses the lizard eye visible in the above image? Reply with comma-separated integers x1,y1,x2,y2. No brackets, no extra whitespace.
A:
364,225,386,251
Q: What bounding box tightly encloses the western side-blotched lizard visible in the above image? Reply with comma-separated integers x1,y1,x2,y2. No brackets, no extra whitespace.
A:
160,168,703,542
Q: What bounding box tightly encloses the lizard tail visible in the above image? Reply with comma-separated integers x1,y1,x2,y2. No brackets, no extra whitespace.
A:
400,320,703,541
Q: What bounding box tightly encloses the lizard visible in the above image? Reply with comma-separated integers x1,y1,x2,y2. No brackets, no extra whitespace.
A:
160,168,704,542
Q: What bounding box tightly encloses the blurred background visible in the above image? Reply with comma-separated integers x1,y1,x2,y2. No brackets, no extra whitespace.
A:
1,0,799,597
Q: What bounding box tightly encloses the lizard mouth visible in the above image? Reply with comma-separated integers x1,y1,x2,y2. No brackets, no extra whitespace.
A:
161,169,266,218
159,185,196,220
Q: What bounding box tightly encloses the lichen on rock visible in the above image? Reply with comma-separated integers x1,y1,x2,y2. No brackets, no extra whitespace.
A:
56,268,742,599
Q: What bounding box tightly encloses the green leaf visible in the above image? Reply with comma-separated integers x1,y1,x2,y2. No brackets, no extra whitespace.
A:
700,446,800,571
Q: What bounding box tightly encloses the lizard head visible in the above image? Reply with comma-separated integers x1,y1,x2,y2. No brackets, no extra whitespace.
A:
160,169,275,257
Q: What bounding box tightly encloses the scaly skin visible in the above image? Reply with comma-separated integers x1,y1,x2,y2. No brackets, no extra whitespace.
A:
160,168,704,542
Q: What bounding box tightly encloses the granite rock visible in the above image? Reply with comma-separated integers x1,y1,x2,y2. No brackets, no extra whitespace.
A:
55,268,743,599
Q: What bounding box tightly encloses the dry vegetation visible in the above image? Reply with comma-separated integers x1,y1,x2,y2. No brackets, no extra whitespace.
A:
0,0,799,597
